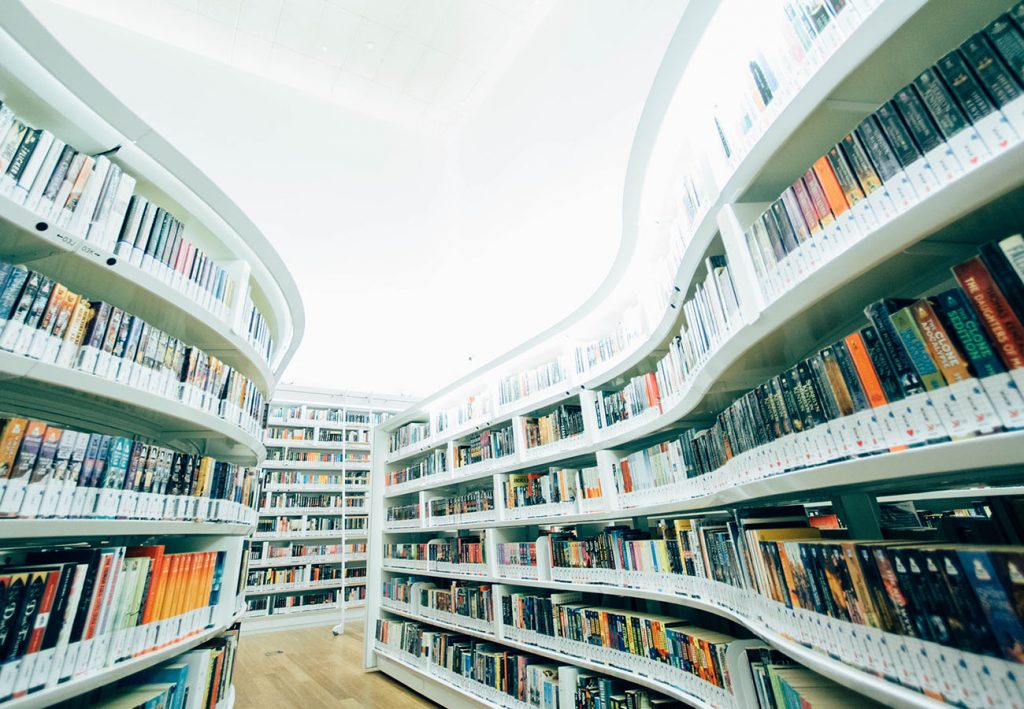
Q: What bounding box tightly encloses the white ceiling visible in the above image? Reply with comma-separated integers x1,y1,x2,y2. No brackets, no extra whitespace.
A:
27,0,688,398
47,0,555,133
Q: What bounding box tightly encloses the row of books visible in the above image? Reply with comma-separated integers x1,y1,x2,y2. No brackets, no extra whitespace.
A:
66,627,239,709
346,586,367,603
314,430,357,444
498,358,567,408
496,542,536,570
502,590,734,692
419,582,494,623
244,563,343,589
244,591,340,616
263,451,346,463
265,427,315,441
385,450,447,488
504,469,580,510
0,100,252,329
344,567,367,580
428,490,495,519
389,422,429,453
612,239,1024,501
434,393,491,437
0,262,265,435
382,577,418,606
654,255,741,404
267,404,382,424
248,543,344,561
254,516,345,534
428,536,485,565
386,503,421,523
746,646,884,709
376,619,563,708
744,12,1024,305
540,508,1024,700
240,296,273,362
112,193,238,329
0,416,260,520
454,425,516,468
597,373,662,430
259,471,345,486
0,545,225,702
258,493,344,511
710,0,877,173
523,404,585,449
572,311,645,377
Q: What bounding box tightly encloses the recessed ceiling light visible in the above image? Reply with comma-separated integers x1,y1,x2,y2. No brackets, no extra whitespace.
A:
321,46,329,52
366,41,375,50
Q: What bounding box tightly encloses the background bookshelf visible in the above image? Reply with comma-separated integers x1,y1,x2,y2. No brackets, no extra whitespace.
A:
0,4,302,708
366,1,1024,708
242,385,414,634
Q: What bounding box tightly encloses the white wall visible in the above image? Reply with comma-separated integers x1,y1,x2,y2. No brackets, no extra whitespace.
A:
27,0,685,397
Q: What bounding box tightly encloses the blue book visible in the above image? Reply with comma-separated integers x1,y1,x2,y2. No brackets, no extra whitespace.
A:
958,549,1024,663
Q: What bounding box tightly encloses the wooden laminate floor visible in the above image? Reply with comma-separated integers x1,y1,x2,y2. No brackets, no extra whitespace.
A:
234,619,438,708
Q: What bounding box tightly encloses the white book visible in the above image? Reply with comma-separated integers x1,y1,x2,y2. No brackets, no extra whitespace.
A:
999,234,1024,285
21,137,64,214
101,173,136,251
48,153,87,225
68,155,110,238
12,129,54,204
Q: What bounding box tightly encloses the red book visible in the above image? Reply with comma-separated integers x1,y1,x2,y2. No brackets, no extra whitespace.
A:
23,568,61,655
619,458,633,494
83,552,113,641
953,257,1024,370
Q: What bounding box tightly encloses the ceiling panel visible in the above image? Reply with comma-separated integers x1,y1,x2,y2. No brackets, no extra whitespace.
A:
46,0,556,133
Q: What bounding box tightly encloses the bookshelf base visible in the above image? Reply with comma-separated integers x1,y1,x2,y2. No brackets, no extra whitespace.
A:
375,648,491,709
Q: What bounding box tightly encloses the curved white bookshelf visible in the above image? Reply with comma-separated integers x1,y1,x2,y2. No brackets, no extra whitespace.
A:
3,616,240,709
0,351,266,464
0,5,297,705
368,1,1024,707
0,3,305,378
0,519,255,539
0,194,275,393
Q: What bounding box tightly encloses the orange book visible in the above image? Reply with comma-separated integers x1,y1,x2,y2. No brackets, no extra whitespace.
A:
619,459,633,494
128,546,166,625
0,418,28,479
775,541,806,611
844,332,888,408
911,299,972,383
158,554,181,622
812,155,850,216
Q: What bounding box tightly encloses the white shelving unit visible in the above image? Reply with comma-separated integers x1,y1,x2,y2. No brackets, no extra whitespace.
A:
366,1,1024,708
0,4,303,706
242,385,413,634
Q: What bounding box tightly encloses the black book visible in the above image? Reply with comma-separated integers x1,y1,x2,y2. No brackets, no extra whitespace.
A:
859,325,907,405
979,240,1024,322
0,575,26,659
769,375,796,436
41,145,76,206
794,359,828,429
808,353,842,421
768,201,799,253
777,369,805,433
887,547,938,642
839,131,883,197
934,51,999,127
986,15,1024,86
6,570,50,662
864,300,924,397
139,207,164,256
5,128,40,182
855,115,903,183
874,102,924,168
825,144,865,207
149,212,173,261
960,33,1023,109
892,85,946,155
37,563,76,657
932,546,1001,656
831,339,871,412
913,67,972,141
